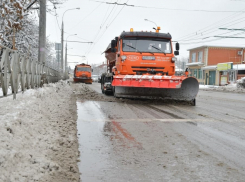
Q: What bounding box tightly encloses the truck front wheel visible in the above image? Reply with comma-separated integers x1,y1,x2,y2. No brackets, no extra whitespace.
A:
101,83,105,94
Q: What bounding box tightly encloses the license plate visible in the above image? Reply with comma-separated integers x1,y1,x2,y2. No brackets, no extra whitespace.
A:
142,56,155,60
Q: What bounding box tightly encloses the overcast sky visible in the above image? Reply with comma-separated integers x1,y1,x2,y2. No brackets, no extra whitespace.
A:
46,0,245,68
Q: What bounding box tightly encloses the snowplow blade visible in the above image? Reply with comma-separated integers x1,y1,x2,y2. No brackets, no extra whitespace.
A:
112,75,199,101
73,78,93,84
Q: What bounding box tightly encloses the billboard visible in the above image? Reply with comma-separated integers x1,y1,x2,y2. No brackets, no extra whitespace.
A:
217,63,233,71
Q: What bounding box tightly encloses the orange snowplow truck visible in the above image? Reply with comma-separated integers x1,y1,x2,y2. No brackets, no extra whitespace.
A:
103,28,199,105
73,63,93,84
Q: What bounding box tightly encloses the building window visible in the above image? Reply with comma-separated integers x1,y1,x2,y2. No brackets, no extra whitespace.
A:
192,53,196,62
238,70,245,74
198,52,203,62
193,69,198,78
189,69,193,77
190,69,198,78
229,71,235,82
198,69,202,79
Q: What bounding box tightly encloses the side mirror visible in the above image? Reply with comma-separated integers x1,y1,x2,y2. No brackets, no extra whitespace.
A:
111,39,116,53
174,51,179,56
176,42,180,51
111,40,116,49
92,69,93,72
115,37,118,43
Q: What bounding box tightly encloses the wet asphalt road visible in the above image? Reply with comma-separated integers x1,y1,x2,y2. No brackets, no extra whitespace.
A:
77,83,245,182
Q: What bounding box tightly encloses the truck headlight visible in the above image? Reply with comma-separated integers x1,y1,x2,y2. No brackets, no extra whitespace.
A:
121,55,127,61
171,57,177,63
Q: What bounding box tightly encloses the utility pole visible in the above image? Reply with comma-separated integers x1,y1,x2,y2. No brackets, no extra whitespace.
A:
65,42,67,73
61,8,80,73
61,22,64,71
58,50,60,71
38,0,46,65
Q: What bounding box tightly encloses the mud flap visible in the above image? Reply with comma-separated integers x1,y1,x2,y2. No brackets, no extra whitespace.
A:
114,77,199,101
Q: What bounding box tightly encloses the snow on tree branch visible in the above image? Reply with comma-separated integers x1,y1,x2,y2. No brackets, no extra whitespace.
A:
0,0,66,64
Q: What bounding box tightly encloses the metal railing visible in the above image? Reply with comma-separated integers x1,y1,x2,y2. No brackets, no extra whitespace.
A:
0,44,62,99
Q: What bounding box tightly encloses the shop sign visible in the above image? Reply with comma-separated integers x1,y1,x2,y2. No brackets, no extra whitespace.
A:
217,63,233,71
220,76,227,85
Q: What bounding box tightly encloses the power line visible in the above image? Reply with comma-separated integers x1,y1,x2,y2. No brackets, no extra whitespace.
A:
68,54,86,57
85,0,119,55
176,15,245,42
68,2,103,31
179,17,245,42
100,1,118,29
101,0,113,25
74,35,91,41
90,0,245,12
66,41,93,43
106,2,134,7
180,30,245,45
86,0,129,56
176,8,245,41
214,36,245,38
54,9,61,30
107,0,126,27
85,2,118,54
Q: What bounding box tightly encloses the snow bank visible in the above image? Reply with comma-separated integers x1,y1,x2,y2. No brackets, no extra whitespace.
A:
199,83,245,93
0,80,79,182
237,77,245,89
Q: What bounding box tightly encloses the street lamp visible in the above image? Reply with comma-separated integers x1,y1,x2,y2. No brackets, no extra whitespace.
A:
67,54,86,58
66,34,77,42
61,8,80,72
65,34,77,73
62,8,80,22
144,19,158,29
67,55,87,64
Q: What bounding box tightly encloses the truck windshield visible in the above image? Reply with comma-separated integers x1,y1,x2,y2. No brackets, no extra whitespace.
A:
77,67,91,72
122,38,171,54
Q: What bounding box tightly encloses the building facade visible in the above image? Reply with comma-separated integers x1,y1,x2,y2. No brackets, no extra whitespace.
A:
187,46,245,85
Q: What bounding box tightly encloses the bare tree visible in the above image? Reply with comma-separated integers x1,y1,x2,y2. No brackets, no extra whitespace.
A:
0,0,66,62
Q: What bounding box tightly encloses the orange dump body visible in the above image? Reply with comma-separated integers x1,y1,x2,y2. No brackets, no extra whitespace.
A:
73,63,92,84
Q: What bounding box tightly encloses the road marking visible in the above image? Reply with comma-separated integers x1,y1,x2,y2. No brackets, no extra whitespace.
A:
80,118,216,122
111,121,143,149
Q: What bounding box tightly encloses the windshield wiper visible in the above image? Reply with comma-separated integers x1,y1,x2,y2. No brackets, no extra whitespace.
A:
145,50,154,55
126,44,154,55
126,45,142,54
151,45,166,55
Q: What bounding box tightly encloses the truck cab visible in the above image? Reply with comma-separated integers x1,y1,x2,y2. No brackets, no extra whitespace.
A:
105,29,179,76
73,63,93,84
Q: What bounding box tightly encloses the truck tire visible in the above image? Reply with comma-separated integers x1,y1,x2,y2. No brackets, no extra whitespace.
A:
101,83,104,94
112,86,115,96
191,99,196,106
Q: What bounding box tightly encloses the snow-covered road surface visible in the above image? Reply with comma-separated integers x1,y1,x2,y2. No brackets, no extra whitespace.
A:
76,82,245,181
1,81,245,182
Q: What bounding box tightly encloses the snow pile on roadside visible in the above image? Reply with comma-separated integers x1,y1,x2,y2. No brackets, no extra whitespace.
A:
199,85,219,89
199,83,245,93
0,80,79,182
0,88,12,97
72,82,117,102
237,77,245,89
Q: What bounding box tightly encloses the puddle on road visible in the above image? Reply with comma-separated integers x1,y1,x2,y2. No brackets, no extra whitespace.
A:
76,101,144,181
76,101,112,182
